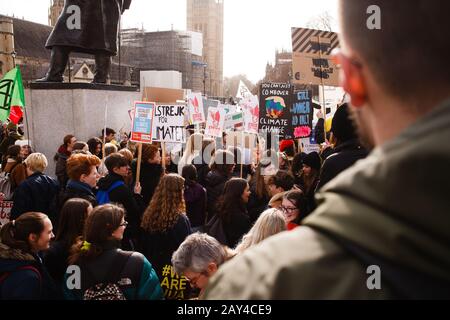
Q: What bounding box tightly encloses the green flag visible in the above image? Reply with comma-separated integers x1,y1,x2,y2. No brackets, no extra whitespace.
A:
0,66,25,124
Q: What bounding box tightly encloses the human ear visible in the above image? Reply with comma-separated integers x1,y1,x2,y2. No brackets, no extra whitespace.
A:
339,55,368,108
207,262,218,275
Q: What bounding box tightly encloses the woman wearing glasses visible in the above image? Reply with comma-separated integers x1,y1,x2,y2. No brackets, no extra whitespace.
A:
280,190,309,230
64,204,163,300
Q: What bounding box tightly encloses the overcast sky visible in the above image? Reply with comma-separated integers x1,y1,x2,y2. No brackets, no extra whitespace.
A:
1,0,339,83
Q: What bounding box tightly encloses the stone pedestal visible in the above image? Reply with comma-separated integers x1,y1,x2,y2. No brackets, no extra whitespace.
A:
24,83,141,178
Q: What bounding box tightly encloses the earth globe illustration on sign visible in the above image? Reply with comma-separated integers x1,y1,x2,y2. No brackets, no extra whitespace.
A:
265,96,286,119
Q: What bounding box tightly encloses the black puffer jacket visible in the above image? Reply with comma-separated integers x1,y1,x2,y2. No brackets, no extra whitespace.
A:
97,173,145,239
205,170,230,222
317,139,368,190
131,161,163,207
11,172,60,223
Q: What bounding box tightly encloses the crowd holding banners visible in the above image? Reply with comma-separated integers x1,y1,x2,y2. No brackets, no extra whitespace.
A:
4,0,450,302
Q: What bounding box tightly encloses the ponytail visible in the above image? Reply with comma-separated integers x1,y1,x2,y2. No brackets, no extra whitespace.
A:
0,213,47,253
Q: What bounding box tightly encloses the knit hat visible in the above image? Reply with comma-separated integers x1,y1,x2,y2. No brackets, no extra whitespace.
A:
303,152,321,171
279,140,294,153
331,103,358,142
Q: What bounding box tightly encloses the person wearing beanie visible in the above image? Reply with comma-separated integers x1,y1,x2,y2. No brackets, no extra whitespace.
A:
317,103,368,190
279,140,295,157
297,151,321,215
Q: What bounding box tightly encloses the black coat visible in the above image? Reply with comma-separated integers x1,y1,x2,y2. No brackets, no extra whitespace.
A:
247,181,270,223
222,207,251,249
10,172,60,223
46,0,132,55
58,180,98,211
54,152,69,191
97,173,145,238
131,161,163,207
140,215,192,280
192,155,210,188
0,243,62,300
317,139,368,190
42,240,68,288
205,170,230,221
184,182,207,228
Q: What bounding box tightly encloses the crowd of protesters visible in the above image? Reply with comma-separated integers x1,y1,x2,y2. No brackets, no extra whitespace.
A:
1,0,450,300
0,112,361,300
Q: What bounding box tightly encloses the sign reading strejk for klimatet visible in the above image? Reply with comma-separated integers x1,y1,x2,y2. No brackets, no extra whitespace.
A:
130,101,156,144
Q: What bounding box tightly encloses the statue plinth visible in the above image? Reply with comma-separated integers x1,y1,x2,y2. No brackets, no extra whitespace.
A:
30,82,139,92
24,86,141,178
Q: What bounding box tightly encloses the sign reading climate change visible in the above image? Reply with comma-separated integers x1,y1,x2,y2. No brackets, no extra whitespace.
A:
259,83,293,139
152,105,186,143
131,101,155,144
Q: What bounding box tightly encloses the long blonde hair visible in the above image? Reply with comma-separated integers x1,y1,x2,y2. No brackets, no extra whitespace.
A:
235,208,286,253
141,174,186,233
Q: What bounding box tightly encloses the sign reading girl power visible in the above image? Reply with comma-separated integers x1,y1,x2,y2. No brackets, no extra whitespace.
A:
131,101,155,144
292,90,313,138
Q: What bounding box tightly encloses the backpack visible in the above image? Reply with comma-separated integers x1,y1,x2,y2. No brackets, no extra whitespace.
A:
82,252,132,301
96,180,124,205
0,171,14,200
0,265,42,298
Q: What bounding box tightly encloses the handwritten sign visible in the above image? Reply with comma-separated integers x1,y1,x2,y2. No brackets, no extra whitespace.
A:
152,105,186,143
205,107,226,137
130,101,155,144
188,92,206,124
292,90,313,138
0,201,13,227
240,95,259,134
259,83,293,139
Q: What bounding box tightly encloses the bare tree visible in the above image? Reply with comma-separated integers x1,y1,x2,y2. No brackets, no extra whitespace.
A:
306,11,334,31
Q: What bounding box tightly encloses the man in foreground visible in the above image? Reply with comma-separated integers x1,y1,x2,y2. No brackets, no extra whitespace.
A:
204,0,450,299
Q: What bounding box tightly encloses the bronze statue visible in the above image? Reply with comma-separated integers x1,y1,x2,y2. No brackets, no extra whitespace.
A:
37,0,132,84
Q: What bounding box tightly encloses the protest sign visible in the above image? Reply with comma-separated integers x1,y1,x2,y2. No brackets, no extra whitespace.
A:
224,112,244,131
202,98,220,119
300,137,321,154
0,201,12,227
291,27,340,86
259,83,293,139
130,101,155,144
236,80,251,99
188,92,206,124
152,105,186,143
240,95,259,134
205,107,226,137
291,90,313,138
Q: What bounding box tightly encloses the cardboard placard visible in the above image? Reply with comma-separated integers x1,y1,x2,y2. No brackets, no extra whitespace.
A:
188,92,206,124
130,101,156,144
205,107,226,138
259,83,294,139
240,95,259,134
292,90,313,138
291,27,340,86
0,201,13,227
152,105,187,143
142,87,184,104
